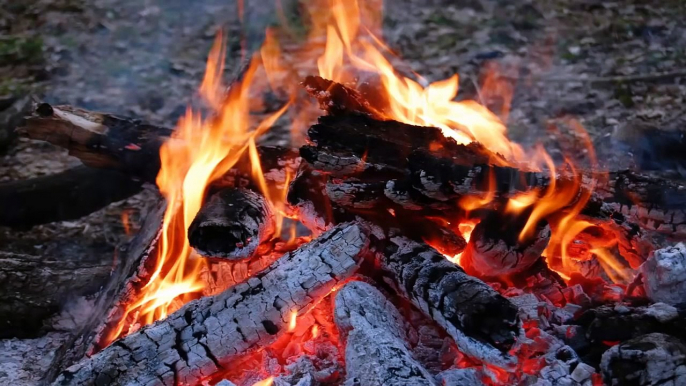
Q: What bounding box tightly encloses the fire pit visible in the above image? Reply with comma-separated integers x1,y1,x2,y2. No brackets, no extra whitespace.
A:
5,1,686,385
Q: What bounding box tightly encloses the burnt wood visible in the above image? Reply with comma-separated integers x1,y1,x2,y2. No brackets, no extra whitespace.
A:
43,200,166,384
0,166,143,228
334,281,437,386
375,235,520,368
53,222,369,386
0,250,113,338
188,187,275,260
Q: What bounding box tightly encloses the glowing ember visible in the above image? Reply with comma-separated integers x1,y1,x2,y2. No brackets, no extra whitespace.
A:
252,377,273,386
289,310,297,332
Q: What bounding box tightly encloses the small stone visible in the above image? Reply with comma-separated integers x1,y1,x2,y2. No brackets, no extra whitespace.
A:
640,243,686,306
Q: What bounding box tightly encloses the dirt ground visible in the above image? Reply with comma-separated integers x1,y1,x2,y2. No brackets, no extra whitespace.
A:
0,0,685,381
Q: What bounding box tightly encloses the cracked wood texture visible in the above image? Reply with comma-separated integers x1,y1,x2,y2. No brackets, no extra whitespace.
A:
54,222,369,386
334,281,437,386
376,236,520,368
188,187,275,260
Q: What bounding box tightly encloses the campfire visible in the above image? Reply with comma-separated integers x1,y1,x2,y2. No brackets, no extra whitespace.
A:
13,1,686,385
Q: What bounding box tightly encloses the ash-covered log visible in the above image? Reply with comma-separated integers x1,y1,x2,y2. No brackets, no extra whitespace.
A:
375,235,520,368
460,209,550,278
334,281,437,386
600,333,686,386
54,222,369,386
188,187,275,260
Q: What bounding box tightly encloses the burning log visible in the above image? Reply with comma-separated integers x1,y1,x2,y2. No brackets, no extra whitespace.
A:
19,103,172,182
18,103,300,186
54,222,369,386
600,333,686,386
461,210,551,278
0,166,143,228
376,235,520,367
334,281,437,386
302,76,383,119
188,187,275,260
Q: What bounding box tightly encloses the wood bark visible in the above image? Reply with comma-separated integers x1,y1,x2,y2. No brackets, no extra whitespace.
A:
0,165,143,228
375,235,520,368
18,103,172,182
54,222,369,386
0,251,114,338
188,187,275,260
18,102,301,186
334,281,437,386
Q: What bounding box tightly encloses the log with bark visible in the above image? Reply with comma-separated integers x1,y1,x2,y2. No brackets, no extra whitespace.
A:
334,280,437,386
0,165,143,228
373,234,521,368
54,222,369,386
18,102,300,186
188,187,275,260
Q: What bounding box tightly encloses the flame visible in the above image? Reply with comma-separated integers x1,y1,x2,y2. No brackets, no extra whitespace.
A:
445,221,478,266
104,33,287,344
252,377,274,386
289,310,297,332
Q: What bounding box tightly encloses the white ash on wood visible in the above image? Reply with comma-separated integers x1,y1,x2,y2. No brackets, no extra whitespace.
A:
334,281,437,386
639,243,686,306
376,235,520,368
188,187,275,260
601,333,686,386
53,223,369,386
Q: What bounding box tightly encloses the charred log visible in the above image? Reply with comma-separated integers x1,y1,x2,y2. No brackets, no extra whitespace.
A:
18,103,300,186
43,200,166,383
302,76,383,119
600,333,686,386
334,281,437,386
54,222,369,386
0,250,114,338
19,103,171,182
0,166,143,228
460,209,550,278
188,188,275,260
375,235,520,367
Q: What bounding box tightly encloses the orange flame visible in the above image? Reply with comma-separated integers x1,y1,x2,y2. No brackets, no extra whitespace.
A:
289,310,297,332
252,377,274,386
104,33,288,344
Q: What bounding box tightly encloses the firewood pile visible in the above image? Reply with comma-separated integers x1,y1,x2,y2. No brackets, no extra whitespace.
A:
3,66,685,386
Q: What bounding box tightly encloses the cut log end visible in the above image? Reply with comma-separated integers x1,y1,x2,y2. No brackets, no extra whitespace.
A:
188,188,275,260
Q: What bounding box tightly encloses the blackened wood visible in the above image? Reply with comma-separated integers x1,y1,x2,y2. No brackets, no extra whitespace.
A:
53,222,369,386
0,251,113,338
600,333,686,386
188,188,274,260
575,302,686,345
0,166,142,228
19,103,171,182
302,76,383,119
43,199,166,384
18,103,300,185
461,210,550,277
334,281,437,386
376,235,520,367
